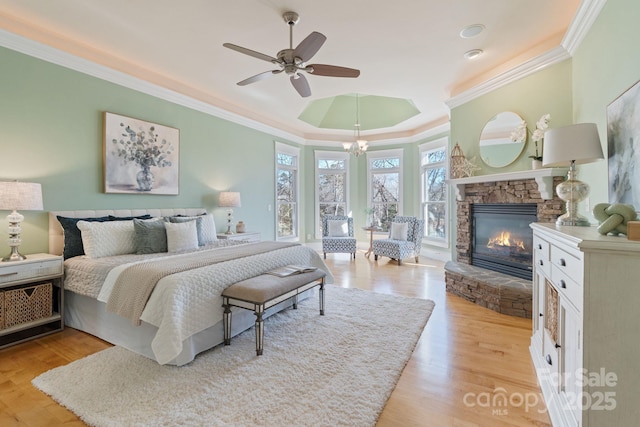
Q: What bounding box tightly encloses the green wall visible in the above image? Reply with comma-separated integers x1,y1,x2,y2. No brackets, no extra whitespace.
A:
451,60,574,175
572,0,640,214
0,46,300,255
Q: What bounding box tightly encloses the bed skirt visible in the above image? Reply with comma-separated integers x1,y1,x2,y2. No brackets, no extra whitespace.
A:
64,289,312,365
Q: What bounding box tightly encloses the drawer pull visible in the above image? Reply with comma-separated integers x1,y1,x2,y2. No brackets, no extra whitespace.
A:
539,260,544,266
0,271,19,278
539,313,544,317
559,258,566,267
555,343,561,349
546,355,553,365
537,244,542,250
560,280,567,289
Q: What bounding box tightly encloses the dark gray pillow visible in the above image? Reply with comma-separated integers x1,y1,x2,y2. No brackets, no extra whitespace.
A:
109,214,152,221
57,215,111,259
134,218,167,254
168,216,205,246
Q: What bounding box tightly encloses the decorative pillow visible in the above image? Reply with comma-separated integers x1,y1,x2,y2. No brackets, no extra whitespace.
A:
327,219,348,237
77,220,136,258
109,214,153,221
169,214,217,245
389,222,409,241
57,215,111,259
134,218,167,254
165,220,199,252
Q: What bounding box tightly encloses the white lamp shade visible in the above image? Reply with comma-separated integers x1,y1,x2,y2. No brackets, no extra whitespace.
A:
218,191,241,208
0,181,43,211
542,123,604,167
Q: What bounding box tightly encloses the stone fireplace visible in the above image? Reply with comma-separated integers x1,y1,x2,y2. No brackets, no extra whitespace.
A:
445,169,566,318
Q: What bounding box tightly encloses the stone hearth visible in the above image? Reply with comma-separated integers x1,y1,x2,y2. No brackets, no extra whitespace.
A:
446,169,566,318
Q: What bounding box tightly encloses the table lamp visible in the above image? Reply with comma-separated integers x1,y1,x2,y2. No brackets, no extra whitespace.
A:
542,123,604,226
218,191,241,234
0,181,43,261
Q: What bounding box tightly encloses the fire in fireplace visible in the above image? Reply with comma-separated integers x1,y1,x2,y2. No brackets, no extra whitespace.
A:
471,203,538,280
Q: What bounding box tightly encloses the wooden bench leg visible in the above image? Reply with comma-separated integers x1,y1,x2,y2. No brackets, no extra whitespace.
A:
319,279,325,315
254,309,264,356
223,300,232,345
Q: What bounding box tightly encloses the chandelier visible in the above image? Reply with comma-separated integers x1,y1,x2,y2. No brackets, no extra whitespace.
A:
343,94,368,157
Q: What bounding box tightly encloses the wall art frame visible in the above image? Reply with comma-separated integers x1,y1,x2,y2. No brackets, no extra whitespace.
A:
607,79,640,208
103,112,180,195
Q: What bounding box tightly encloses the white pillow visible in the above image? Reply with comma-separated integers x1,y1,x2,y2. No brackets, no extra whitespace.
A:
389,222,408,241
77,220,136,258
165,220,199,252
327,219,348,237
168,214,217,245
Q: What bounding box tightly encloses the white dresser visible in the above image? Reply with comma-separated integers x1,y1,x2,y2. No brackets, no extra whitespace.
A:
530,223,640,426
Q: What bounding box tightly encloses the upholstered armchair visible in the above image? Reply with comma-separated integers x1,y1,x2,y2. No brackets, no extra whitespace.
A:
372,216,424,265
322,215,356,259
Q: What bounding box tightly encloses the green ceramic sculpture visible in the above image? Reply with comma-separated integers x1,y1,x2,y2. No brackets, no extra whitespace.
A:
592,203,638,235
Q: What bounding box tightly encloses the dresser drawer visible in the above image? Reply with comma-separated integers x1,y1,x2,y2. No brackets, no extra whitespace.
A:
551,266,583,312
0,259,63,286
533,235,551,276
550,245,583,284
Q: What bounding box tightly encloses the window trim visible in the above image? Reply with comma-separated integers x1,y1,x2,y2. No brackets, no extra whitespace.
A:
275,141,300,242
314,150,350,239
366,148,404,229
419,137,449,248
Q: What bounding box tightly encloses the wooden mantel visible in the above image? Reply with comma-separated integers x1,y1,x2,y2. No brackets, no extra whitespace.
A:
446,168,568,201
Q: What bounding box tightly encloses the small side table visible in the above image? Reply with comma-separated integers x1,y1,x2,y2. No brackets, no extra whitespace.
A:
362,226,382,258
217,231,261,243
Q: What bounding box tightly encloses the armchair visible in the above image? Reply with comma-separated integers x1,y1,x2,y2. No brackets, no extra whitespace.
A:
322,215,356,259
372,216,424,265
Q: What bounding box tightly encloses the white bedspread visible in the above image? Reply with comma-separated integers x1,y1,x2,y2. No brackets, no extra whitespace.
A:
65,242,333,364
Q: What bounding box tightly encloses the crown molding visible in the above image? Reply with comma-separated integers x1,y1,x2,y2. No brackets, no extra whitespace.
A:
0,29,307,145
562,0,608,55
446,0,606,110
445,46,571,109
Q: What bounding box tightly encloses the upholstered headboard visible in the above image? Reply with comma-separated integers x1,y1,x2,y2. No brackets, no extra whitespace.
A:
48,208,206,256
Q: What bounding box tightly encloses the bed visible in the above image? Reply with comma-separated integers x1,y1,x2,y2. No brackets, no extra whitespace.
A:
49,208,333,366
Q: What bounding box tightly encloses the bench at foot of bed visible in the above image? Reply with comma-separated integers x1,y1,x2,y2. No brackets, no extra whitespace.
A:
221,269,326,356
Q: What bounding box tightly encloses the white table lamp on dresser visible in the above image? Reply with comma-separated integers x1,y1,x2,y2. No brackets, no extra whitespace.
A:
0,181,43,261
542,123,604,226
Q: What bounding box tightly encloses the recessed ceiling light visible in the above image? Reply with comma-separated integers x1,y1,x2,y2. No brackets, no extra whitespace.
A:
460,24,485,39
464,49,484,60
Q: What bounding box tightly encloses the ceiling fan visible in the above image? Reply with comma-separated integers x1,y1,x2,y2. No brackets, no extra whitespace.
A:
223,11,360,97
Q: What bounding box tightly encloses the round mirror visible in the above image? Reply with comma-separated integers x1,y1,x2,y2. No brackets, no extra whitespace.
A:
479,111,526,168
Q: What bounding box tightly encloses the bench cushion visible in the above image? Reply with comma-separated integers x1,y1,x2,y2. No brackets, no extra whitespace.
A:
222,270,326,304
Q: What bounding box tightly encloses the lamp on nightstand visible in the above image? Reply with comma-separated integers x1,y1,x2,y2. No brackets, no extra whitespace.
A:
542,123,604,226
218,191,241,235
0,181,43,261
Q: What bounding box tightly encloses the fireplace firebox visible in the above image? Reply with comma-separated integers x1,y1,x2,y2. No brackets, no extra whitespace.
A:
471,203,537,280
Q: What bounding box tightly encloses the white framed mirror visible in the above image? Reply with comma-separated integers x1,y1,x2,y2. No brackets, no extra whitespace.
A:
479,111,526,168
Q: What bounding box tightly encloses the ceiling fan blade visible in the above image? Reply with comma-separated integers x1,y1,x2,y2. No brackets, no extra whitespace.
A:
237,69,282,86
223,43,278,63
293,31,327,62
290,73,311,97
307,64,360,78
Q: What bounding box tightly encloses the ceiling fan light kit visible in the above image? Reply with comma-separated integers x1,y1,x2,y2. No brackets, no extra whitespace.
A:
223,11,360,97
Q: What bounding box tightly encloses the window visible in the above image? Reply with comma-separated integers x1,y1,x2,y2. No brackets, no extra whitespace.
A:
275,142,300,240
420,138,448,247
315,151,349,237
367,149,403,232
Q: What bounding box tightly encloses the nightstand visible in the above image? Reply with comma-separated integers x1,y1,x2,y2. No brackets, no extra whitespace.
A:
0,253,64,349
217,232,261,243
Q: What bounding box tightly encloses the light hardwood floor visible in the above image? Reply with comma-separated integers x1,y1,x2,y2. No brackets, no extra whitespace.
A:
0,249,551,426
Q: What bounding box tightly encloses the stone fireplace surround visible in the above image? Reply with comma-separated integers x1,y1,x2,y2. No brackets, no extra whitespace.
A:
445,169,567,318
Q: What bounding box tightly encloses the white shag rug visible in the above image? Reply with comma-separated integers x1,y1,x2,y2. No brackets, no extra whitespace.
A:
33,285,435,427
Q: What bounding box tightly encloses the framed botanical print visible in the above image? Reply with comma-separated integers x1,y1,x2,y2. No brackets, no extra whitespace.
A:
103,112,179,195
